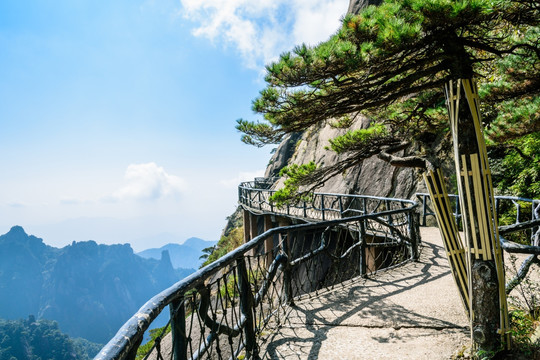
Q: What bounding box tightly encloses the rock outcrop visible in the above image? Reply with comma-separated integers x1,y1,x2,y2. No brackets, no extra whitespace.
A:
265,115,428,200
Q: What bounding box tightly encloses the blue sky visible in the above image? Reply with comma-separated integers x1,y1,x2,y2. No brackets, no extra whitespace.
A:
0,0,347,251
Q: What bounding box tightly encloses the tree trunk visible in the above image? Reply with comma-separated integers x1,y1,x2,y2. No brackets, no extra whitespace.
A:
446,78,510,352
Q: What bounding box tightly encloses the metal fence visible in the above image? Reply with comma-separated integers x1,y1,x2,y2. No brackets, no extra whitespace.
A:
239,181,418,222
96,185,419,360
416,193,539,238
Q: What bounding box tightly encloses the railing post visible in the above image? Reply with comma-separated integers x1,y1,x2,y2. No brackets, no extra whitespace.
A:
407,211,418,261
280,232,294,306
170,297,187,360
362,197,367,215
359,219,367,278
321,194,325,221
422,194,427,226
338,196,343,217
125,337,143,360
303,201,307,218
236,258,258,359
258,191,262,210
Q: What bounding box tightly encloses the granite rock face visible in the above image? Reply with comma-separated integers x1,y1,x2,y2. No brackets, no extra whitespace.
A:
348,0,383,15
264,115,425,199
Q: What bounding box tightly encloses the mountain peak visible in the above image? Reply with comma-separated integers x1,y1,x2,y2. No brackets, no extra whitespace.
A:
8,225,28,237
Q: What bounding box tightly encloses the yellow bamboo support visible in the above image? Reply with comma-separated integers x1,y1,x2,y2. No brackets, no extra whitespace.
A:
462,79,510,347
423,169,470,315
448,77,510,348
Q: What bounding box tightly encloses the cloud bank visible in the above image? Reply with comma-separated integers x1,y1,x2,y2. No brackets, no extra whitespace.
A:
180,0,347,69
112,163,186,201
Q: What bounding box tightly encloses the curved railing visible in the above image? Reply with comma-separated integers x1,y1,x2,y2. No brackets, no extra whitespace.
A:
96,182,420,360
239,180,417,222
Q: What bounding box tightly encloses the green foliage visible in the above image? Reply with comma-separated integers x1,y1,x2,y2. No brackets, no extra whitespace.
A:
202,227,244,267
494,133,540,199
328,123,387,153
504,255,540,358
0,317,100,360
507,309,540,357
269,162,317,206
252,0,538,130
71,338,103,360
482,24,540,143
199,246,217,261
236,119,282,147
136,325,171,360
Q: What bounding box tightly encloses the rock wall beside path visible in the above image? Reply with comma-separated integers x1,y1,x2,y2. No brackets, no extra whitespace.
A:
264,115,426,200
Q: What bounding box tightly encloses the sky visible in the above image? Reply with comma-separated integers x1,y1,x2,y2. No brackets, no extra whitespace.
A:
0,0,347,251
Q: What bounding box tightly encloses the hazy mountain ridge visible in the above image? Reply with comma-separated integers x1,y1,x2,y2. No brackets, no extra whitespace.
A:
0,226,200,344
137,236,217,269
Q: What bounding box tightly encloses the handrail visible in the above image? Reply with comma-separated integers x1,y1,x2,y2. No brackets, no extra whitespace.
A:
239,180,416,222
96,182,420,360
416,192,539,229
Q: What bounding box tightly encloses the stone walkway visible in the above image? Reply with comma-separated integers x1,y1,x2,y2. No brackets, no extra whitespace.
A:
258,227,470,359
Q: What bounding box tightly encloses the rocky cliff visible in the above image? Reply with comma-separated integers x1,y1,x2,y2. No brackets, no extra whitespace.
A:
265,114,449,200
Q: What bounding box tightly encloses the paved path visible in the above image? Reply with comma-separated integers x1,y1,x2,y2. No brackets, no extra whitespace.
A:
259,227,470,359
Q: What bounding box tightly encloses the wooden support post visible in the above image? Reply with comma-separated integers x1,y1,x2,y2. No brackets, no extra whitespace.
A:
250,213,258,241
243,210,251,244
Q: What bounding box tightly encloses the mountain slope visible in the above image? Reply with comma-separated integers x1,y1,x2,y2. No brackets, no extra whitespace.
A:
0,226,196,344
137,237,216,269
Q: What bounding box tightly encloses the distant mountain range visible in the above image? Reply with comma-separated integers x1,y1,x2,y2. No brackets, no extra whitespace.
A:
137,237,216,269
0,226,214,344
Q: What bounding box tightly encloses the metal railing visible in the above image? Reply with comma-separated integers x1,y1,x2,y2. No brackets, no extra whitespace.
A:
239,181,417,223
96,183,419,360
415,192,540,296
416,193,539,238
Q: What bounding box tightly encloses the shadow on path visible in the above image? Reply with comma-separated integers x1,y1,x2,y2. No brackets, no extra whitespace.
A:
260,228,469,360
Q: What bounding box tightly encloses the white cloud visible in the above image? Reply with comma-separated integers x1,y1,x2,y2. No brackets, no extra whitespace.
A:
110,163,186,201
179,0,347,69
220,169,265,188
